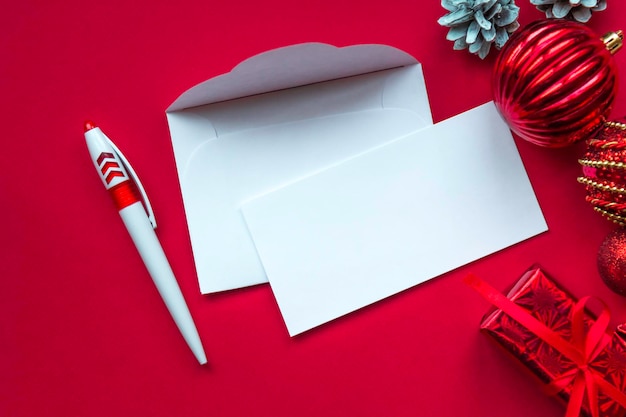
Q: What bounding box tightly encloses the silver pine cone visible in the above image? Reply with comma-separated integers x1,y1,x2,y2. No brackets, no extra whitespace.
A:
531,0,607,23
438,0,521,59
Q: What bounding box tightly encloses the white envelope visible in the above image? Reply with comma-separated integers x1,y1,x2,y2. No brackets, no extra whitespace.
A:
166,43,433,293
241,102,548,336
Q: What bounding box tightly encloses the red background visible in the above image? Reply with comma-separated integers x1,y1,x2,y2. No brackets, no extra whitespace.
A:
2,1,626,416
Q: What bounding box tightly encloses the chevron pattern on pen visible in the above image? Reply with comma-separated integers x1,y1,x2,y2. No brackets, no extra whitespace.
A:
97,152,128,186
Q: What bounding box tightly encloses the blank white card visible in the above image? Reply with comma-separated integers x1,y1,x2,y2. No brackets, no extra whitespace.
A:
241,102,547,336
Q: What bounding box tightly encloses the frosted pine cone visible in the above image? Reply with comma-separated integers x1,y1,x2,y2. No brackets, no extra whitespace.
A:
531,0,607,23
438,0,520,59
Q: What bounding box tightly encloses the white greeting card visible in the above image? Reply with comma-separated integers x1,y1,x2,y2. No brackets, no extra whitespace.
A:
241,102,547,335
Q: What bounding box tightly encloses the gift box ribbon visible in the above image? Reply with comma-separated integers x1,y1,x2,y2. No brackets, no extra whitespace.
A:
465,274,626,417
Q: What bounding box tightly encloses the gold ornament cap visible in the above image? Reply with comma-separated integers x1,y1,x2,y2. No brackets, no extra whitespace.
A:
603,30,623,55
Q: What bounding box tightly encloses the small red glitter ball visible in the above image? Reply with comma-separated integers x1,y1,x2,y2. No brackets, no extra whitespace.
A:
579,121,626,225
598,229,626,296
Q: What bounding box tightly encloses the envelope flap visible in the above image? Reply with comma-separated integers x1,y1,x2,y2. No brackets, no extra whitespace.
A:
167,43,418,112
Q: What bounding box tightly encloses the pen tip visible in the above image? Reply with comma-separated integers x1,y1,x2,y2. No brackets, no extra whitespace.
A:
84,120,97,132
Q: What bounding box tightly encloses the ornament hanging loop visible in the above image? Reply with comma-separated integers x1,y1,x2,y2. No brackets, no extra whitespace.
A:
602,30,623,55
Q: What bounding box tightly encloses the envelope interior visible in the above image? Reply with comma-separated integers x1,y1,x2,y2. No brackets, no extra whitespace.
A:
166,44,432,293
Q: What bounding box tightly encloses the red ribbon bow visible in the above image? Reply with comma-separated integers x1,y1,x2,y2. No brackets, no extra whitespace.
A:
465,273,626,417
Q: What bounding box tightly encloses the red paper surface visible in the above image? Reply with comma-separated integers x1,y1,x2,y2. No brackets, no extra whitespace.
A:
2,2,626,417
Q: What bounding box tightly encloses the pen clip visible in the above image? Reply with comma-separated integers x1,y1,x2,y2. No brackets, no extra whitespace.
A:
106,138,157,229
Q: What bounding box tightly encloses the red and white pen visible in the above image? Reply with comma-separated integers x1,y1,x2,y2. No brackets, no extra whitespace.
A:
84,121,207,365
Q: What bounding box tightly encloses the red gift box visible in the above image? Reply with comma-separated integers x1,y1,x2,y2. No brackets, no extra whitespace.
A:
465,267,626,417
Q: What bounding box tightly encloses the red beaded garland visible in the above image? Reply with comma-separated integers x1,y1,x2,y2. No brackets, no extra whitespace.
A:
579,122,626,225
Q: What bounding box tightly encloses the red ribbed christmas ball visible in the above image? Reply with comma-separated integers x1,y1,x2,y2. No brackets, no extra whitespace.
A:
492,19,621,148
